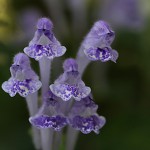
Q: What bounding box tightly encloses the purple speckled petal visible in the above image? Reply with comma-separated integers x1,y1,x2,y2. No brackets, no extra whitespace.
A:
18,79,42,97
50,82,91,101
24,46,36,60
29,115,68,131
53,44,66,57
2,78,17,97
69,115,106,134
2,78,42,97
50,84,72,101
24,44,66,61
84,47,118,62
72,81,91,101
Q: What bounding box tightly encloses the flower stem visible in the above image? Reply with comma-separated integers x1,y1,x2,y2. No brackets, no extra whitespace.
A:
66,127,79,150
53,131,62,150
76,46,90,75
39,56,51,100
39,56,53,150
26,92,41,150
41,129,54,150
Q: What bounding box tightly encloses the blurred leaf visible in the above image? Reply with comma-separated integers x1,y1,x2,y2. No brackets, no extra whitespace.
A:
0,0,14,42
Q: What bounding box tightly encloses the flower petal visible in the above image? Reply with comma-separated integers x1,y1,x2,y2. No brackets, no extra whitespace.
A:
50,84,72,101
73,81,91,101
24,44,66,61
84,47,118,62
69,115,106,134
29,115,68,131
2,78,42,97
2,78,17,97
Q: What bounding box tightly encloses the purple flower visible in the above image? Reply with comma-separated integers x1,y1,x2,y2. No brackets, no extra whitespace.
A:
68,96,106,134
2,53,42,97
29,90,68,131
50,59,91,101
83,20,118,62
24,17,66,61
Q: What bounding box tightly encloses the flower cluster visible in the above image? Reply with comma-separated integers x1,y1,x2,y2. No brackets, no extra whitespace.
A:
2,17,118,150
29,59,105,134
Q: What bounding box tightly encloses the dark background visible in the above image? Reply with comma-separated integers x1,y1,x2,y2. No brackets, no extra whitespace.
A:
0,0,150,150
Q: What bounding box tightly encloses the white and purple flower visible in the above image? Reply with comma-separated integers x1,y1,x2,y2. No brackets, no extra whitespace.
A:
50,58,91,101
24,18,66,61
83,20,118,62
68,95,106,134
29,90,68,131
2,53,42,97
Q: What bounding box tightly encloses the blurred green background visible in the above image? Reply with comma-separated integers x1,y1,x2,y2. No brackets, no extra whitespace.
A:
0,0,150,150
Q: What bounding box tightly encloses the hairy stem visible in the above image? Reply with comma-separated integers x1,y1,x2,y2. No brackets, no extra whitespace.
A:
26,92,41,150
41,129,54,150
66,127,79,150
39,56,51,99
53,131,62,150
39,56,54,150
76,45,90,75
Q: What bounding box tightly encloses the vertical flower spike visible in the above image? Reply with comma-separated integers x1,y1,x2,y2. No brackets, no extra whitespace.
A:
68,95,106,134
24,17,66,61
82,20,118,63
29,90,68,131
50,58,91,101
2,53,42,97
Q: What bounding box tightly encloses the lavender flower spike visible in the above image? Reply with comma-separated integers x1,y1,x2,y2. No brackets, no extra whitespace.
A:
24,17,66,61
29,90,68,131
50,58,91,101
68,95,106,134
2,53,42,97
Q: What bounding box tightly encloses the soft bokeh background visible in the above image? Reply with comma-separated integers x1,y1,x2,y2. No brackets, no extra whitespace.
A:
0,0,150,150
